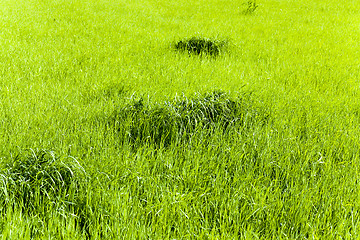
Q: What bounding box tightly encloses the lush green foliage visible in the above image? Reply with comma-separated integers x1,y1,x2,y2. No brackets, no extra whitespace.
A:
1,0,360,238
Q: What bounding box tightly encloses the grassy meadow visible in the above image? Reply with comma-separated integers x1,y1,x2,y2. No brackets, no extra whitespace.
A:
1,0,360,238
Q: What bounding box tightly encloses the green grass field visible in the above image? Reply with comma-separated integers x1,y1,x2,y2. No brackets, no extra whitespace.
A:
1,0,360,239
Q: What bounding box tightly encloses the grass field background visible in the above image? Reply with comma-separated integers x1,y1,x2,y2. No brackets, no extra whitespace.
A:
1,0,360,239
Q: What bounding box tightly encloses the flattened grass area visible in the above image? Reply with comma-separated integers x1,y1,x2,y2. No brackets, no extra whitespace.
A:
1,0,360,238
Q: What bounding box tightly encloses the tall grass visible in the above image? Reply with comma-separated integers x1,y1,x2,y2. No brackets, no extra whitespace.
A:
1,0,360,238
110,91,269,149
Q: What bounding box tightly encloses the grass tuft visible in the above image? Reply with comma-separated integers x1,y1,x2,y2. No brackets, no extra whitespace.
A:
111,91,269,148
174,37,227,57
0,149,87,213
242,1,259,14
0,149,96,237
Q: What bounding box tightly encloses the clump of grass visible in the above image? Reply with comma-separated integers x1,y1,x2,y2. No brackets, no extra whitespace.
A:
0,149,94,237
111,91,269,148
0,149,87,213
174,37,227,57
242,1,258,14
170,90,247,132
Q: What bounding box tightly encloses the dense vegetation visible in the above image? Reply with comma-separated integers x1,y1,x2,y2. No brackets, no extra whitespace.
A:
1,0,360,238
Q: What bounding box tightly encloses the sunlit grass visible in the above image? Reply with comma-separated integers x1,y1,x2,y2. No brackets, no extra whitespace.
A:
1,0,360,238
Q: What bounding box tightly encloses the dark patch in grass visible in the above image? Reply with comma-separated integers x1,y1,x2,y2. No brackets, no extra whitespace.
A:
111,91,270,149
174,37,227,57
0,150,85,209
242,1,258,14
0,149,91,238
